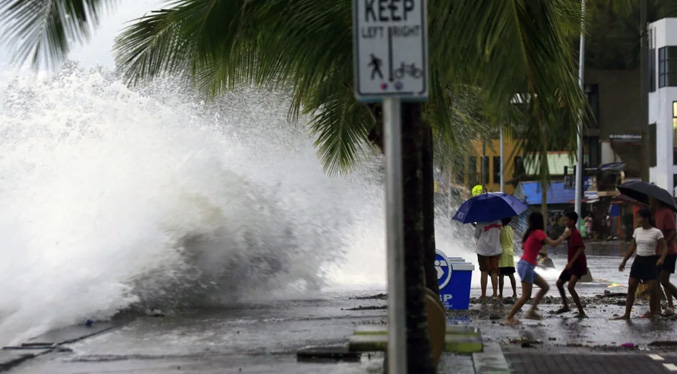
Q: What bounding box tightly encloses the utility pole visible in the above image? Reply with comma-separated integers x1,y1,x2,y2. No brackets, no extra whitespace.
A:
500,124,505,193
641,0,650,182
482,139,487,189
575,0,586,218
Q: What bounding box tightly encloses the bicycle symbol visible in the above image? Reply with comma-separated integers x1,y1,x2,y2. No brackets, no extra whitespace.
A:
393,62,423,79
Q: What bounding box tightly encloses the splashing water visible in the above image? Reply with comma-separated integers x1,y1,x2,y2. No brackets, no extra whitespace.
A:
0,63,476,346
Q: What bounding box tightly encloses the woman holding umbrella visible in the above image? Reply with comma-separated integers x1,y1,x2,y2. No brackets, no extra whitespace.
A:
505,212,569,325
453,193,529,303
649,198,677,316
617,181,677,316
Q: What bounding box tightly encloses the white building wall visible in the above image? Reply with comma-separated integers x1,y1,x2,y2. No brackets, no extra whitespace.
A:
648,19,677,195
600,141,620,164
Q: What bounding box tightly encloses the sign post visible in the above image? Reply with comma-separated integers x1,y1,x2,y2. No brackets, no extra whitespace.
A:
353,1,428,372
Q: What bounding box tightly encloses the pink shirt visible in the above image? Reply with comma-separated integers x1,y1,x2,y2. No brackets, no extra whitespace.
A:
654,208,677,255
522,229,547,266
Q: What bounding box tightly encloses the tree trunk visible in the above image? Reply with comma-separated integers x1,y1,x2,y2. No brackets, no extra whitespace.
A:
422,126,439,295
401,102,435,373
368,105,438,295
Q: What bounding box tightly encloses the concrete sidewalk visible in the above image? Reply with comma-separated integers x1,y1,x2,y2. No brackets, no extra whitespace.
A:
502,345,677,374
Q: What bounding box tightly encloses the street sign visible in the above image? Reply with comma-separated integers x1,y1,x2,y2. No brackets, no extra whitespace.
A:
353,0,428,101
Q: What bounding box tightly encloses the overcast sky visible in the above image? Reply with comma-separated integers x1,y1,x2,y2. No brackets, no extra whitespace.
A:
0,0,164,71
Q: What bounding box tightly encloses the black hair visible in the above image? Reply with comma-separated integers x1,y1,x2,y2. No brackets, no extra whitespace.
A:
564,211,578,223
522,212,544,243
501,217,512,226
638,208,653,222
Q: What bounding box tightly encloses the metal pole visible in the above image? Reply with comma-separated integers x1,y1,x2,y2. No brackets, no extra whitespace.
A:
575,0,586,217
383,97,406,373
641,0,650,182
482,139,487,188
500,124,505,193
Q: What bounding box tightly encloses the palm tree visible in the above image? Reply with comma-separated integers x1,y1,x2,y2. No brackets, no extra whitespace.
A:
1,1,591,371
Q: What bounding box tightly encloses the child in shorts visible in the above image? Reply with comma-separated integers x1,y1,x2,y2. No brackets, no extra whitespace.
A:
506,212,568,325
554,211,587,318
499,217,517,299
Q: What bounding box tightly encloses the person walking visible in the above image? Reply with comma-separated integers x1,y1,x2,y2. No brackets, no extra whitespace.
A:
553,211,587,318
612,208,667,320
474,220,503,302
584,213,593,238
506,212,568,325
650,198,677,316
498,217,517,300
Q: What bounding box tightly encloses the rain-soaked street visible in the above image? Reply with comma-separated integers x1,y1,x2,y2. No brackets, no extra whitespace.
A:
3,241,677,373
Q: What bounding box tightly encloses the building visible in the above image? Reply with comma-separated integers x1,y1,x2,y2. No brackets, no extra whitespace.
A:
648,18,677,195
450,138,578,196
450,137,520,195
584,69,642,178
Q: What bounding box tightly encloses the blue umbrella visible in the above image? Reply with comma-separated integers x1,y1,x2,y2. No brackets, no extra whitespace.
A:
453,192,528,224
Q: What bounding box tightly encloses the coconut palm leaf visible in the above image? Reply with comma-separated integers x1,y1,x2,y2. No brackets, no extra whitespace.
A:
113,0,589,177
0,0,116,69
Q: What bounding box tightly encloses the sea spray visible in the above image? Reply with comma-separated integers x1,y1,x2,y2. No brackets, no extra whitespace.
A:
0,63,477,346
0,64,383,345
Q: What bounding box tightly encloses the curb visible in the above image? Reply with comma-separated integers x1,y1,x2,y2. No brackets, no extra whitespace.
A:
473,342,510,374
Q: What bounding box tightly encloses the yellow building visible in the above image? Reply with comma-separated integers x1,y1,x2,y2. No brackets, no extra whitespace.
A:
452,138,520,195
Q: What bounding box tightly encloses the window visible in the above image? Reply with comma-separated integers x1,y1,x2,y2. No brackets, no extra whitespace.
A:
455,158,465,185
674,102,677,165
650,48,657,92
649,123,657,167
481,156,489,185
513,156,525,178
468,156,477,187
650,28,656,92
658,47,677,88
586,85,599,128
493,156,501,185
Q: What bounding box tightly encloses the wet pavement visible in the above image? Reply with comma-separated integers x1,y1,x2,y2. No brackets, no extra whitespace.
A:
6,241,677,373
5,295,389,373
460,241,677,349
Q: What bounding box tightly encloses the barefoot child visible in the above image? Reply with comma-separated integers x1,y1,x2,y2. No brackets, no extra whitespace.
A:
474,220,503,302
499,217,517,299
554,211,587,318
613,208,667,320
650,197,677,316
506,212,568,325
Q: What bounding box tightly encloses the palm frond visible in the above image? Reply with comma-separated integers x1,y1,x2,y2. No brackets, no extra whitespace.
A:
115,0,254,87
304,80,374,175
432,0,587,186
113,0,589,175
0,0,116,69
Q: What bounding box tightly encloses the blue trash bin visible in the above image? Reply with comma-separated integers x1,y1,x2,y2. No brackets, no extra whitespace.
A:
440,261,474,310
435,250,474,310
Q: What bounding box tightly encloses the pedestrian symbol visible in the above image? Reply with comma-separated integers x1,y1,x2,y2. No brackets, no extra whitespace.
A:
353,0,428,101
368,54,384,80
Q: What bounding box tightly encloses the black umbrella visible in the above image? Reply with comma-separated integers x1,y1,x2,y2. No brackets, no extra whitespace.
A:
617,181,677,212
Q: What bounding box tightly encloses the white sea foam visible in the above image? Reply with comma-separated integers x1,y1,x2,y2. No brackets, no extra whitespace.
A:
0,63,476,346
